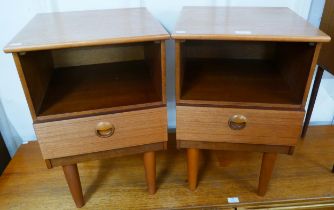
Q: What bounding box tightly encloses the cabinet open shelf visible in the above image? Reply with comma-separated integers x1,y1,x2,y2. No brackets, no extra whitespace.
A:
17,41,164,120
39,61,160,117
181,58,297,105
178,40,316,108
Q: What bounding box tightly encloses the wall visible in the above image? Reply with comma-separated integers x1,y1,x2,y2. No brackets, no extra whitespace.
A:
0,0,44,156
0,0,321,156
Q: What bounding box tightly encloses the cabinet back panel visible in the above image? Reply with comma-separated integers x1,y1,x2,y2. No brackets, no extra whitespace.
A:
184,40,276,60
52,44,144,68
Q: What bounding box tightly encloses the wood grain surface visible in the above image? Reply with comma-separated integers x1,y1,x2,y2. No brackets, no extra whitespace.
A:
35,107,167,159
172,7,330,42
143,151,156,195
177,106,304,146
258,153,278,196
4,8,170,53
0,127,334,209
62,164,85,208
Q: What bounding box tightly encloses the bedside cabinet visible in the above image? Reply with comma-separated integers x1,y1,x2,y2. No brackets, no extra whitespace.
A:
172,7,330,196
4,8,169,207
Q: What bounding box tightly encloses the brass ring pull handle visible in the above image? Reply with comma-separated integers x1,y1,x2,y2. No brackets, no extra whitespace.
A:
95,122,115,138
228,115,247,130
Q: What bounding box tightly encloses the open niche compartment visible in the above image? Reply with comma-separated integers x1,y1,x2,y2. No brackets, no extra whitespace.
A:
18,41,164,120
178,40,316,107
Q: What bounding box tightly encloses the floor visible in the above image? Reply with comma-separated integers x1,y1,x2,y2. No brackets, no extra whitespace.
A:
0,126,334,209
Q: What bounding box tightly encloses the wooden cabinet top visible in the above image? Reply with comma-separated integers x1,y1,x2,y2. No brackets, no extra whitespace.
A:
172,7,330,42
4,8,169,53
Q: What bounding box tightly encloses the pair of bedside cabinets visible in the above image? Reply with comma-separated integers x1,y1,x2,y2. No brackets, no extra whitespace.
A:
4,7,330,208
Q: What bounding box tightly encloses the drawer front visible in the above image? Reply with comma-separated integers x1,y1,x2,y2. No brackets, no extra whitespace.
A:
35,107,167,159
177,106,304,146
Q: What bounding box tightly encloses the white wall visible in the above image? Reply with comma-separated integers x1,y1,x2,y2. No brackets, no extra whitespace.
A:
0,0,321,156
0,0,44,156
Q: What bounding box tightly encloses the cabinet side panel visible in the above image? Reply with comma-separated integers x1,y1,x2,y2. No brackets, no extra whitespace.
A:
13,52,54,119
144,42,163,103
276,43,316,105
12,53,37,119
175,40,183,102
301,43,323,106
161,41,166,104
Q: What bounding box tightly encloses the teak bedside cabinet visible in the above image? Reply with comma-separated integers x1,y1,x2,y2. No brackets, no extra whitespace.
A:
4,8,169,207
172,7,330,196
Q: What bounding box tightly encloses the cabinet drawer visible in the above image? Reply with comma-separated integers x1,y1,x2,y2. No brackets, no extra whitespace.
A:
35,107,167,159
176,106,304,146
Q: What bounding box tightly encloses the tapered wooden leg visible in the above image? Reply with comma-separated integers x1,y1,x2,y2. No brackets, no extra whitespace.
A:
301,66,325,138
258,152,277,196
143,151,156,194
187,148,199,191
62,164,84,208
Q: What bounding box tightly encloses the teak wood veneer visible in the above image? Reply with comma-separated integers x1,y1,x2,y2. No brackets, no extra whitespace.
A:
173,7,331,195
4,8,169,208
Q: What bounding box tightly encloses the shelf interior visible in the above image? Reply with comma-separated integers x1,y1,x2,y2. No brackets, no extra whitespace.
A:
38,61,160,117
179,40,316,106
17,42,163,119
181,59,297,104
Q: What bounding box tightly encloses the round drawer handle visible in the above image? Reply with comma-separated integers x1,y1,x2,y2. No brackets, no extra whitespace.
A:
228,115,247,130
95,122,115,138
